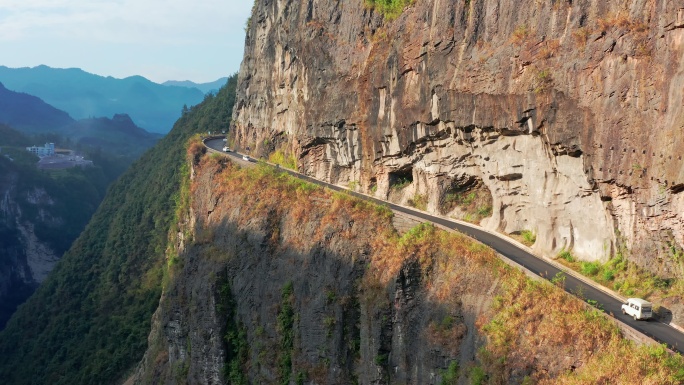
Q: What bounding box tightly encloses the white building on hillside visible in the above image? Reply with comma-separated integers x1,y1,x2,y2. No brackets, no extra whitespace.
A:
26,143,55,157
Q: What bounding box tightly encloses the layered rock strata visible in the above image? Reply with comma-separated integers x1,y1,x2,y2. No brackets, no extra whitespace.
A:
232,0,684,276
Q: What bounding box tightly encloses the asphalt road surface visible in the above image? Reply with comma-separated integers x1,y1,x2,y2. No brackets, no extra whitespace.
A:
206,138,684,353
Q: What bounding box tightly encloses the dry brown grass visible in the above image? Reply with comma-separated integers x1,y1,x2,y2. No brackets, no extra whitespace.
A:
189,151,684,384
572,27,592,47
537,39,561,60
548,341,684,385
479,268,684,383
482,273,619,357
194,155,396,255
187,135,206,165
634,36,652,57
511,24,531,45
597,12,633,32
597,12,650,35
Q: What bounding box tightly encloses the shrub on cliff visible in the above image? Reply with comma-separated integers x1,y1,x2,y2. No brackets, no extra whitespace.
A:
365,0,414,19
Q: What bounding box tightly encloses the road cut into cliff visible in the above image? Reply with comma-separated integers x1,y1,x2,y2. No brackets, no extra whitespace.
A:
232,0,684,282
127,147,684,385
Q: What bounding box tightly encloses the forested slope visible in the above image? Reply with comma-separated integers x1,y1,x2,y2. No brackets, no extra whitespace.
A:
0,76,237,385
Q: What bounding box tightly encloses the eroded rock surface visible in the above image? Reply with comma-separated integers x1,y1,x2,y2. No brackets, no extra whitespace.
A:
232,0,684,276
128,159,505,384
0,168,59,329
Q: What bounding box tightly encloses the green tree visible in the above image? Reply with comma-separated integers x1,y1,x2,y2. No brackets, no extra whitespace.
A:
0,75,238,385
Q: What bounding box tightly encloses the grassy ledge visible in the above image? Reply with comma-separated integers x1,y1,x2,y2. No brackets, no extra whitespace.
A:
554,247,684,317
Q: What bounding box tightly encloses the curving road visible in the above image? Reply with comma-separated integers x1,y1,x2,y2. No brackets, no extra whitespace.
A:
206,138,684,354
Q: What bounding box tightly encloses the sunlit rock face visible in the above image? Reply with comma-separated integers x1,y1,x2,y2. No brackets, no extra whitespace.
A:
232,0,684,275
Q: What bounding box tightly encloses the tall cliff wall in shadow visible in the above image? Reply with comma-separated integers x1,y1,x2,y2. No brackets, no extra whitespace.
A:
127,154,684,385
232,0,684,278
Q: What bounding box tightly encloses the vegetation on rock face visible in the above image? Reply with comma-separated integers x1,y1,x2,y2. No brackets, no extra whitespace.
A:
557,242,684,309
511,229,536,247
186,155,683,384
0,124,136,329
278,281,296,385
408,193,428,211
440,184,493,224
364,0,414,19
268,149,298,170
0,75,237,385
217,275,249,385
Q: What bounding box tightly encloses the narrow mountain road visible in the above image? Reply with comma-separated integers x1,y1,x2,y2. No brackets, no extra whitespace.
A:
205,138,684,354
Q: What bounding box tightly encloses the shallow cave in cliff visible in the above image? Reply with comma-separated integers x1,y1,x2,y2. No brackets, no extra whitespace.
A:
369,177,377,193
388,168,413,189
439,177,493,222
671,184,684,195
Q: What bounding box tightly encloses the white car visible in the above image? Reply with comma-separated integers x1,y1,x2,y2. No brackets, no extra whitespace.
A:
242,155,250,161
222,138,227,142
621,298,652,321
222,146,230,152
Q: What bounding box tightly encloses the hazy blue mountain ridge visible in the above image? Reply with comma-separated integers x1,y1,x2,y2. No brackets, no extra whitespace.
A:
62,114,162,158
0,65,205,133
163,77,229,94
0,84,161,158
0,82,75,132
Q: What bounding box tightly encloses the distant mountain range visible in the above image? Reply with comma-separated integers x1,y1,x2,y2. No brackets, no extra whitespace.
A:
0,83,161,157
163,77,228,94
0,65,223,133
0,82,75,132
63,114,161,157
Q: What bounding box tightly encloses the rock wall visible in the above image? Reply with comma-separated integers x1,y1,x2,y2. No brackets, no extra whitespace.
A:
128,158,504,384
129,156,684,384
232,0,684,276
0,166,59,329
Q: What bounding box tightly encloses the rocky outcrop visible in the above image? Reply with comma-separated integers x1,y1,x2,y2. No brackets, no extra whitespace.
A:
232,0,684,277
0,164,64,329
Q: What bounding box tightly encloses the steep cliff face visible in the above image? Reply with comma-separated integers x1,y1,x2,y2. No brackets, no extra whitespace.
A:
0,160,61,329
128,155,684,385
232,0,684,277
129,156,500,384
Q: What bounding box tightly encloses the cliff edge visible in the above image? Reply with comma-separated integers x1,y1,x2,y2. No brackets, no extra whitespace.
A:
127,150,684,384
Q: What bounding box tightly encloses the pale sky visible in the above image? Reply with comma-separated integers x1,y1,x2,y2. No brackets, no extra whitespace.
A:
0,0,253,83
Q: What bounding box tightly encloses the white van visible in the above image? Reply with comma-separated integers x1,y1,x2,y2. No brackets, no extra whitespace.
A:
621,298,653,320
